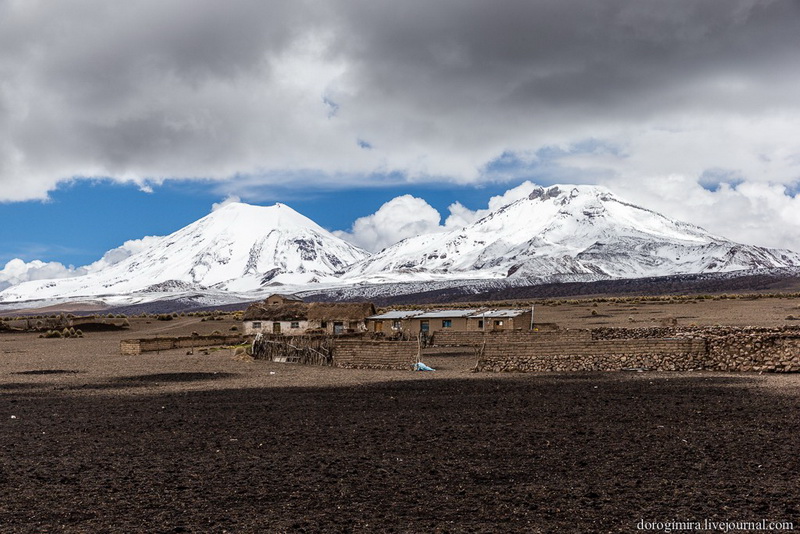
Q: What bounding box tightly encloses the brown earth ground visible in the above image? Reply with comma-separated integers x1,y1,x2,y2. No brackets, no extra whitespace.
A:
531,294,800,329
1,299,799,532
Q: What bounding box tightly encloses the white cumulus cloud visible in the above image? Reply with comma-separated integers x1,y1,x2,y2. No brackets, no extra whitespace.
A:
0,235,165,292
211,195,242,212
334,195,445,252
82,236,164,273
444,181,539,228
608,176,800,252
335,184,542,252
0,259,82,291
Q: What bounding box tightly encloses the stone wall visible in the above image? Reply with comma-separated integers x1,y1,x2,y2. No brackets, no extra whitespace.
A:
477,326,800,373
433,328,591,347
120,334,244,355
591,327,679,340
332,340,418,370
479,337,707,372
700,328,800,372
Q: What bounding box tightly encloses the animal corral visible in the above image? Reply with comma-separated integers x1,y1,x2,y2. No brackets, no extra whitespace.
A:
250,333,334,365
251,333,419,370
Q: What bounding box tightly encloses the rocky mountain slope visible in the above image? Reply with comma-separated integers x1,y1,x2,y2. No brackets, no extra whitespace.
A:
342,185,800,283
0,202,369,302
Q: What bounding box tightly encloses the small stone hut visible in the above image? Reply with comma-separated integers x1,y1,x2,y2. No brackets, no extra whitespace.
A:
242,300,376,335
242,302,309,335
307,302,376,334
466,309,533,331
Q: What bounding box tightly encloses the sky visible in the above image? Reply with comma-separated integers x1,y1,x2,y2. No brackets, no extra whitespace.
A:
1,0,800,287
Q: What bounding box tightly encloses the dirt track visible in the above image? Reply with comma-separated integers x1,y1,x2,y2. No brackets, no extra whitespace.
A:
1,317,799,532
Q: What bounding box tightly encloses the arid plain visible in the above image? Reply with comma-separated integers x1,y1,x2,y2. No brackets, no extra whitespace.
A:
1,295,799,532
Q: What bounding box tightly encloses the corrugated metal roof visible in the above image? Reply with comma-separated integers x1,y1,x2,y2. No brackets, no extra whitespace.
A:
414,309,480,319
469,309,528,318
367,310,425,320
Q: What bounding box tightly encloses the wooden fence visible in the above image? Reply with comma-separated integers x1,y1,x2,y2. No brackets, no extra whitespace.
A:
251,333,334,366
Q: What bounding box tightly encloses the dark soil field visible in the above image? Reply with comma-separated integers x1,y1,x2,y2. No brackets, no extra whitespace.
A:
1,309,799,532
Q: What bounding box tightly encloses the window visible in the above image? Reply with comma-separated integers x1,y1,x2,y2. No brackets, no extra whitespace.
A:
290,322,299,329
252,321,262,329
494,320,504,327
321,321,328,328
477,320,484,329
392,320,402,330
442,320,452,328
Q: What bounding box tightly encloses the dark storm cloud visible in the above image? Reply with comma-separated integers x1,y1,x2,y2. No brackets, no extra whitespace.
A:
1,0,799,201
334,0,800,117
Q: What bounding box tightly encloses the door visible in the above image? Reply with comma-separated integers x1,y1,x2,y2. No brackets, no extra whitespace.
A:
375,321,383,333
420,321,429,333
273,322,281,334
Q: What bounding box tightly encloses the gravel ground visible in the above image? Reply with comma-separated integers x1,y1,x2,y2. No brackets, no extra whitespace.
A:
1,320,799,532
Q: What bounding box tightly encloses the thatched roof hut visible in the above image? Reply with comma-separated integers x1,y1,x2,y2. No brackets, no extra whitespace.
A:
242,302,308,321
307,302,376,322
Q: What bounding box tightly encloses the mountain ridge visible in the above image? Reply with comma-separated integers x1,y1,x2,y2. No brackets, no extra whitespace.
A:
2,185,799,308
341,185,800,283
0,202,369,303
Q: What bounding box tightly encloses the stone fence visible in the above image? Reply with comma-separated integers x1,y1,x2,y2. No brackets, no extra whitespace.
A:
332,340,418,370
477,326,800,373
479,337,707,372
432,328,591,347
120,334,244,355
700,328,800,373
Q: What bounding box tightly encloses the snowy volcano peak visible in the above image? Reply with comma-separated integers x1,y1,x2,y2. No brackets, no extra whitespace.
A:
343,184,800,282
206,201,329,233
159,201,370,287
0,202,370,302
493,184,714,244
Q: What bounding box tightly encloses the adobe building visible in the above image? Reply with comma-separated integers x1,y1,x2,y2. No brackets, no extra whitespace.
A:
366,310,425,335
407,309,480,335
365,307,536,336
466,309,533,331
307,302,376,334
243,297,375,335
242,301,308,335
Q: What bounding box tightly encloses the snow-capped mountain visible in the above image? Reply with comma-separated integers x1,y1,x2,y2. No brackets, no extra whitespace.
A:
342,185,800,283
2,186,799,309
0,202,370,302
